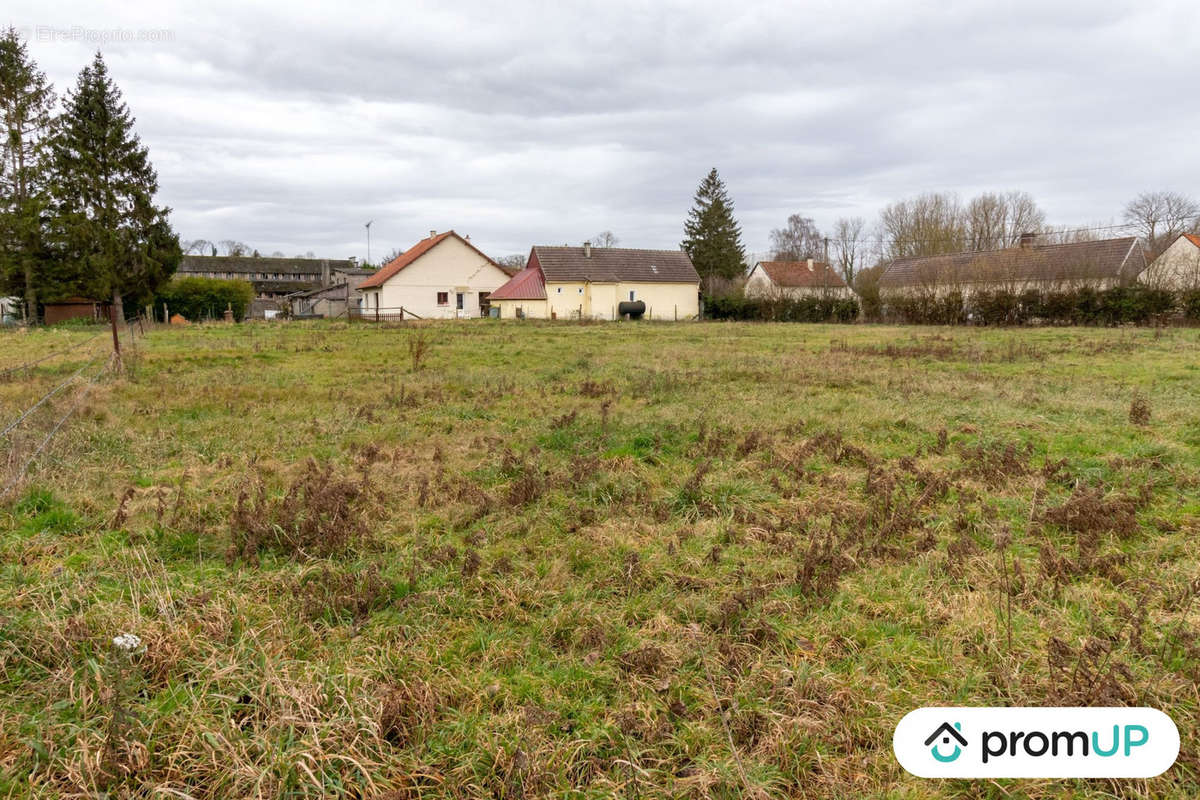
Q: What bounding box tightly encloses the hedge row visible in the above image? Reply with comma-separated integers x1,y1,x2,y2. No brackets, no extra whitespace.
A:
882,286,1200,326
155,277,255,322
704,292,860,322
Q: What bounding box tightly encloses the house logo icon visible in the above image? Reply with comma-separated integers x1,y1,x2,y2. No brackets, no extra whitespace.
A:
924,722,967,763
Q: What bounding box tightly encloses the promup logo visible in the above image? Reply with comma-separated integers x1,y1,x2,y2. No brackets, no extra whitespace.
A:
894,708,1179,778
924,722,967,763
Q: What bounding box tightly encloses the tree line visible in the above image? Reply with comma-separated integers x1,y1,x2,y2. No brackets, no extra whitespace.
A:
678,169,1200,293
0,29,180,323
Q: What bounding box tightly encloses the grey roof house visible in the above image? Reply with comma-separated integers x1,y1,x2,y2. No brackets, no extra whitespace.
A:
879,235,1145,293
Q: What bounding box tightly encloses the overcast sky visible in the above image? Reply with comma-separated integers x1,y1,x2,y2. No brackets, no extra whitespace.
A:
7,0,1199,261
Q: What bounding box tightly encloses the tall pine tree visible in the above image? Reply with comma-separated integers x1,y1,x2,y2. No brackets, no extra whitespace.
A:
681,168,745,282
48,52,179,324
0,27,56,318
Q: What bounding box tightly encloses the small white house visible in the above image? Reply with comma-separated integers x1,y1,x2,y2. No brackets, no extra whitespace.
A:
356,230,513,319
1142,233,1200,291
745,260,853,299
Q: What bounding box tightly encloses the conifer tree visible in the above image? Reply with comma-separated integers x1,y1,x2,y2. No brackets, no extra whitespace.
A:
0,27,56,318
47,52,179,327
681,167,746,282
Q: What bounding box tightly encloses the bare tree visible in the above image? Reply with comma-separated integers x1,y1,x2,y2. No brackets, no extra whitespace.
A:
591,230,619,248
831,216,865,285
1123,191,1200,258
878,192,966,260
182,239,214,255
378,247,404,265
768,214,824,261
218,239,251,256
964,191,1046,250
494,254,526,272
1038,224,1104,245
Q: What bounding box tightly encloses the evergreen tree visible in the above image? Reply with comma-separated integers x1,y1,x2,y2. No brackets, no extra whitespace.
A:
0,27,56,318
681,168,746,281
47,52,179,320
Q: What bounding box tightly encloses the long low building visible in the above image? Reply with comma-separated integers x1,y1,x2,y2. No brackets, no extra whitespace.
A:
177,255,371,318
878,235,1146,295
489,243,700,320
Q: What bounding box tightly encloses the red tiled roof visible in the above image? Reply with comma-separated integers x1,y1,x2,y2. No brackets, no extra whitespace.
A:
755,260,848,289
879,237,1143,289
489,264,546,300
358,230,501,289
1183,233,1200,249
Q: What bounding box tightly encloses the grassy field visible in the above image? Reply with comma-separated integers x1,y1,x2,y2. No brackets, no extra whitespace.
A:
1,319,1198,799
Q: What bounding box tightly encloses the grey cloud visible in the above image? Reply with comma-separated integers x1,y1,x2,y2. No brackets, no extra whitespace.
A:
7,0,1200,258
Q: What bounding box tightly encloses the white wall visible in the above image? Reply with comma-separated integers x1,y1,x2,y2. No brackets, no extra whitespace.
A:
1142,237,1200,290
372,236,512,319
745,265,853,299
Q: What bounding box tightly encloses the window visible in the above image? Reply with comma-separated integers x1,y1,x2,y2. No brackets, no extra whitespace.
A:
578,287,583,294
556,287,562,294
437,291,449,305
629,290,636,301
456,292,464,310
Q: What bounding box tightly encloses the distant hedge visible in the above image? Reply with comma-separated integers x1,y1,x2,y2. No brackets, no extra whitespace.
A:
704,292,860,322
155,277,255,322
883,286,1200,326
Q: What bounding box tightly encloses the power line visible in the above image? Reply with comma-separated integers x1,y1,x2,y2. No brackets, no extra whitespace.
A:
815,215,1200,249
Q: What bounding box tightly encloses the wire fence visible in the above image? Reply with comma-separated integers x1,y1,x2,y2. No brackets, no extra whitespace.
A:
0,354,114,500
0,352,107,441
0,317,141,501
0,331,104,379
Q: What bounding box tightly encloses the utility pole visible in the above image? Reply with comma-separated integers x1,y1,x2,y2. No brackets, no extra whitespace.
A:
365,220,374,266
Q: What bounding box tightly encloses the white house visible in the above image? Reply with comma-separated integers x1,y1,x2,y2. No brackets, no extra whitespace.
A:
356,230,514,319
746,259,853,299
1141,233,1200,290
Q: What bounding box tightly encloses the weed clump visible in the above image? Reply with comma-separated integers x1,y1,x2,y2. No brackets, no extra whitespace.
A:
294,563,392,623
408,332,431,371
956,439,1032,486
226,458,375,563
1039,485,1143,538
379,678,441,747
1129,391,1151,426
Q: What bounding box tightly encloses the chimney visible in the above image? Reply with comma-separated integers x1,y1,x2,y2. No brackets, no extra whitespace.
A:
321,260,330,287
1019,232,1036,249
465,234,470,241
806,258,814,271
430,229,437,239
584,241,592,258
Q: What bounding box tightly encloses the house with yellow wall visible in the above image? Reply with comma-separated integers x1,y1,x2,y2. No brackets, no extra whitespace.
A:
489,243,700,321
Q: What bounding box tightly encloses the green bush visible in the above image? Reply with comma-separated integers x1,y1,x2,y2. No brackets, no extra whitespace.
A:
155,277,254,322
882,285,1191,326
1183,290,1200,322
703,292,859,323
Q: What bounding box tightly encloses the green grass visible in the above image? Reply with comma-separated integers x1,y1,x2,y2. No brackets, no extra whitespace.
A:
0,319,1198,798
